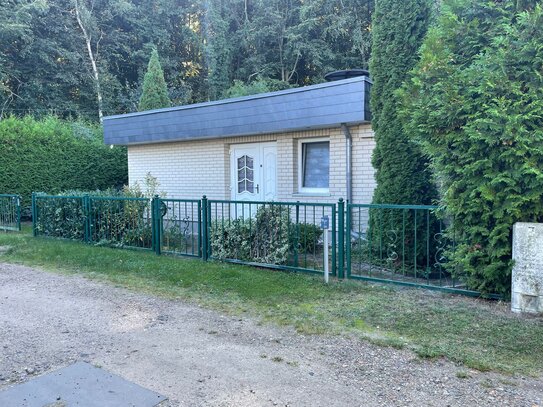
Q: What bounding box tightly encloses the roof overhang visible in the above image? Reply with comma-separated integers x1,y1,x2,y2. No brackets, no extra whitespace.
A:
103,76,371,146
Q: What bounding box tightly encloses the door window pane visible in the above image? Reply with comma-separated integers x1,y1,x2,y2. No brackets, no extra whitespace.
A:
237,154,255,193
302,141,329,189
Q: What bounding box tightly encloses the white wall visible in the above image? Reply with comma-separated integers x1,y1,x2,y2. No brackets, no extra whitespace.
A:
127,124,376,204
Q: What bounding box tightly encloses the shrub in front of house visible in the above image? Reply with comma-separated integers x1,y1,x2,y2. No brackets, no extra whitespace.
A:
34,194,87,240
290,223,323,254
34,188,153,248
210,218,253,261
210,205,291,265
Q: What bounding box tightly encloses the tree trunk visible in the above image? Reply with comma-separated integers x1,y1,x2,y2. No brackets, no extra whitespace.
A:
74,0,103,122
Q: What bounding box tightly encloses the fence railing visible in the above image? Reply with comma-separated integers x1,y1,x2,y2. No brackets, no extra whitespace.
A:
205,198,336,275
346,204,449,283
156,198,201,257
33,193,153,250
27,192,496,298
0,194,21,232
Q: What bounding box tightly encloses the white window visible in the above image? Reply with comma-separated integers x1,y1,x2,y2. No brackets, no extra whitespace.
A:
298,138,330,193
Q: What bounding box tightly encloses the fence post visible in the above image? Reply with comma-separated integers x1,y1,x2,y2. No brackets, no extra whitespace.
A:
197,200,202,258
201,195,208,261
294,201,300,268
338,198,345,279
31,192,37,237
152,195,162,255
151,196,155,253
16,195,21,232
331,204,337,276
346,201,351,279
83,195,91,243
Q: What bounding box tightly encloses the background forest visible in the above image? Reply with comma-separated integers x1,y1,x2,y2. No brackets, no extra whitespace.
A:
0,0,373,121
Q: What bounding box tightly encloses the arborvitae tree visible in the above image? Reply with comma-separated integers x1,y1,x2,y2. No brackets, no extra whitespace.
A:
365,0,437,277
369,0,436,206
138,49,171,111
402,0,543,295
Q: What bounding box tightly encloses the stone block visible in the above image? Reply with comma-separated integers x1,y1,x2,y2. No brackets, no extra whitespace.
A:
512,222,543,314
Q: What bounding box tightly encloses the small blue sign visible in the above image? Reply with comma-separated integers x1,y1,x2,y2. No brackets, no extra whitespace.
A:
320,216,330,229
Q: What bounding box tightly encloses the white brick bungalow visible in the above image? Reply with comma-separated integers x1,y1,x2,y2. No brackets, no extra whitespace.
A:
103,72,375,206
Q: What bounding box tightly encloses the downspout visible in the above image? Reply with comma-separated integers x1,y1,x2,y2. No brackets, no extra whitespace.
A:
341,123,352,203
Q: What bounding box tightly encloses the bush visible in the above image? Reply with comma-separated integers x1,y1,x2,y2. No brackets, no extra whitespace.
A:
210,218,253,261
34,188,153,248
210,205,291,264
402,1,543,295
0,116,127,216
34,195,86,240
290,223,323,254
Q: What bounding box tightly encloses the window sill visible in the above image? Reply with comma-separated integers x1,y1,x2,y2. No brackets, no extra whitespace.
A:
292,192,332,197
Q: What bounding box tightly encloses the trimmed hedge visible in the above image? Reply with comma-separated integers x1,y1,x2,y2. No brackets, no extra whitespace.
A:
0,116,127,215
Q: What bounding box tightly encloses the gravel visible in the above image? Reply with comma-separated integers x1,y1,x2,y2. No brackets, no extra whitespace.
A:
0,263,541,406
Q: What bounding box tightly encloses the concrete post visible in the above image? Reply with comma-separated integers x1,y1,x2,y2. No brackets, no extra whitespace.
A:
512,223,543,314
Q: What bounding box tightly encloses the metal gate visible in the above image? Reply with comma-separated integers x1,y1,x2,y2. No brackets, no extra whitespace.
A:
0,194,21,232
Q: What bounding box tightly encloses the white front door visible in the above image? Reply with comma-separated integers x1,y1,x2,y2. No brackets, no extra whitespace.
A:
231,142,277,203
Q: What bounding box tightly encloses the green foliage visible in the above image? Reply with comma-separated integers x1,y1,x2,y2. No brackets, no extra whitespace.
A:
0,116,127,214
223,78,292,98
210,218,253,261
402,1,543,295
34,195,87,240
138,49,171,111
368,0,437,271
123,172,165,199
210,205,291,264
34,188,152,249
369,0,436,206
0,0,374,118
292,223,323,254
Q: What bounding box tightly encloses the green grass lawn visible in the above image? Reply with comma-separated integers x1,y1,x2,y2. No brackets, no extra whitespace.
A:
1,229,542,376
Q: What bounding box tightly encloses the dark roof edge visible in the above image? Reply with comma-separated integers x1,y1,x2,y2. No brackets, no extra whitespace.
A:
103,76,370,122
111,120,370,146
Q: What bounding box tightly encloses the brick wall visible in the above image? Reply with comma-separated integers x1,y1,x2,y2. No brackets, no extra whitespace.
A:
127,124,376,205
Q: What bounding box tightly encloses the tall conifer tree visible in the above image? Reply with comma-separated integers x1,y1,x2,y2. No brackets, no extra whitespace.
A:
369,0,435,205
139,49,171,111
403,0,543,295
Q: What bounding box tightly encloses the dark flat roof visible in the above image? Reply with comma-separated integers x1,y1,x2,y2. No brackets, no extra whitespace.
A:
103,76,371,146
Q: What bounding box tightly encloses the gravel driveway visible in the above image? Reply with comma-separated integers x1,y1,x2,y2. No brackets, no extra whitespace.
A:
0,263,541,406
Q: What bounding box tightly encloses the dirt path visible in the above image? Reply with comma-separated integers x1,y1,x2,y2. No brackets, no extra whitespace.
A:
0,263,541,406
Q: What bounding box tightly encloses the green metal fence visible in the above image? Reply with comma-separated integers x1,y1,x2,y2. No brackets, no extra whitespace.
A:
345,203,497,297
0,194,21,232
33,194,86,240
205,198,336,275
33,193,153,250
88,196,153,250
154,198,202,257
29,193,498,298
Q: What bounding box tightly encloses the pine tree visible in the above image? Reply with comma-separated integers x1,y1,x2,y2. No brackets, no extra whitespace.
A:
138,49,171,111
369,0,436,206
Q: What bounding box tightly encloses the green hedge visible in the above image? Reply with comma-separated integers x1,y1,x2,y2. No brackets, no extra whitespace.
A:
0,116,127,215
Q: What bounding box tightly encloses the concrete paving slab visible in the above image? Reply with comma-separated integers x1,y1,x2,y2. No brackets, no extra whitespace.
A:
0,362,166,407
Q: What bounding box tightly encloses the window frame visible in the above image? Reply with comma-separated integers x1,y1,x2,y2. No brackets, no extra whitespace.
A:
297,137,330,194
